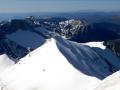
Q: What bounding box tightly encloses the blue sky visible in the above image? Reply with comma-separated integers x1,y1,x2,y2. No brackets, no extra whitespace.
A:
0,0,119,13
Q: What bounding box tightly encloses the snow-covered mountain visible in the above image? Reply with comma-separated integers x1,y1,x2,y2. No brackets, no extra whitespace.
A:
55,36,120,79
0,38,100,90
0,36,120,90
0,16,120,90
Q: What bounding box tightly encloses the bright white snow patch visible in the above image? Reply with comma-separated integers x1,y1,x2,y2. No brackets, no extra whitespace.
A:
0,38,101,90
84,42,106,49
0,54,14,73
96,71,120,90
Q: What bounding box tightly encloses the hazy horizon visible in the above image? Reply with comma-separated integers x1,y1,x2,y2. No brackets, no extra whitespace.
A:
0,0,119,13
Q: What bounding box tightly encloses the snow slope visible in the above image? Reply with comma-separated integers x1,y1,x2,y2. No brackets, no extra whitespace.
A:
55,36,120,79
0,38,101,90
0,54,14,73
96,71,120,90
0,36,120,90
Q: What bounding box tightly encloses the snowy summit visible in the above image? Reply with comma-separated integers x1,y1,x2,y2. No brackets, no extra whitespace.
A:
0,36,120,90
0,38,100,90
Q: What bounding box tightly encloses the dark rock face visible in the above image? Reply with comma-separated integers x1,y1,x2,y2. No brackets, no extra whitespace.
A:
59,19,84,39
0,39,28,63
0,17,46,62
0,20,32,62
104,39,120,58
70,22,120,43
0,19,33,40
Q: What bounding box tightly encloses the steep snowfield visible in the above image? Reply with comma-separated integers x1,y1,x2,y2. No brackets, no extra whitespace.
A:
55,36,120,79
96,71,120,90
0,38,101,90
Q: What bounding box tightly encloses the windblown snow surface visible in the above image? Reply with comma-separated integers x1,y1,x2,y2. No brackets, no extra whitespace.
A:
0,36,120,90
